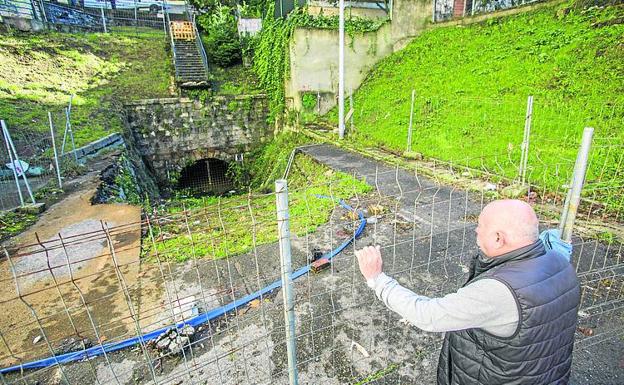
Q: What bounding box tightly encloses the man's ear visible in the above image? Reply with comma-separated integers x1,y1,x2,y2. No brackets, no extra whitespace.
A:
495,231,506,248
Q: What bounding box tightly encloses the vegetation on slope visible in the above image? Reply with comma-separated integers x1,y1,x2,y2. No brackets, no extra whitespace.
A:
0,28,172,148
327,2,623,214
144,151,371,262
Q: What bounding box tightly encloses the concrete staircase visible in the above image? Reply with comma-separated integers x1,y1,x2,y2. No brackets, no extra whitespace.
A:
170,21,209,88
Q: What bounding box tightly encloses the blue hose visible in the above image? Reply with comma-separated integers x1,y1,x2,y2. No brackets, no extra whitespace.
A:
0,198,366,374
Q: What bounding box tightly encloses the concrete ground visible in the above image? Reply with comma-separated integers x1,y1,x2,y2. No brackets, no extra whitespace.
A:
2,144,622,385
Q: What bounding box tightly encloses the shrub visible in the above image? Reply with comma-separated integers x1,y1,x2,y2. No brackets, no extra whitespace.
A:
198,5,242,67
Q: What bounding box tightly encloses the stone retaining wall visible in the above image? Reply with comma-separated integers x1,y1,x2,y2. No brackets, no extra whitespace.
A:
124,95,271,186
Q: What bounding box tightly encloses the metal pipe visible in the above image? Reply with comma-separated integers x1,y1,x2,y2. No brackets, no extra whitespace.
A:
559,127,594,243
275,179,298,385
65,107,78,162
101,7,107,33
2,121,35,204
407,89,415,153
349,92,354,132
338,0,345,139
1,120,24,207
39,0,47,23
520,95,533,186
48,112,63,189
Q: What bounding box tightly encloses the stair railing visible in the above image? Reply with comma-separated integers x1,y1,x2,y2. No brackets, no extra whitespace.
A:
192,13,210,77
165,7,179,81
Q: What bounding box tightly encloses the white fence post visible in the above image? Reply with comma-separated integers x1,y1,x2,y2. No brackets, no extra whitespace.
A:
48,112,63,189
275,179,299,385
559,127,594,243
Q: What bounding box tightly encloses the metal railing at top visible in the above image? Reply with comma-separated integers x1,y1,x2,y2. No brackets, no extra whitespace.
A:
192,13,210,76
433,0,545,22
0,0,44,21
0,0,189,32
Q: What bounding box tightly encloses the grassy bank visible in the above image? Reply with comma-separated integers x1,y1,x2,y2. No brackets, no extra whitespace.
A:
0,28,172,148
326,2,623,214
144,152,371,262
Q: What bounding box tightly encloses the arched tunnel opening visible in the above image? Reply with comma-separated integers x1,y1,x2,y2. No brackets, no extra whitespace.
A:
177,158,235,195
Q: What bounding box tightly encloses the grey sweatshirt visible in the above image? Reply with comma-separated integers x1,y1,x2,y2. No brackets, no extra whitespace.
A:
367,234,572,337
367,273,519,337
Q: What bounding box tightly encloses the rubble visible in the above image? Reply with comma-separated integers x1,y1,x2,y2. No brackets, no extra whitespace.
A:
54,337,93,355
153,326,196,356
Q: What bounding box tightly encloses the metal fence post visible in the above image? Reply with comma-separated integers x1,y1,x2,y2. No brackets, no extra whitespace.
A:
559,127,594,243
101,7,107,33
338,0,345,140
39,0,47,23
349,93,354,132
407,89,415,153
1,121,35,204
1,120,24,207
275,179,299,385
134,0,138,26
162,0,168,34
48,112,62,189
519,95,533,186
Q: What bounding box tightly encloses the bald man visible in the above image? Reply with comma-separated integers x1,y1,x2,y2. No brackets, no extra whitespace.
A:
356,199,580,385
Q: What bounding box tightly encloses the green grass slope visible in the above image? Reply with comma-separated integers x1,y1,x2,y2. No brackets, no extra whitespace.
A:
0,28,172,148
336,2,623,214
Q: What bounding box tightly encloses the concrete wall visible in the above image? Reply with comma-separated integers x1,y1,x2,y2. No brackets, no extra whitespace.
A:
287,0,557,113
287,25,395,112
124,95,271,186
307,2,389,20
286,0,432,112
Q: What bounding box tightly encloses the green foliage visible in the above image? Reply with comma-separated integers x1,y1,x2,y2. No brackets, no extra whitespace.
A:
114,155,143,205
254,4,387,123
198,5,242,67
353,363,399,385
34,183,64,201
327,3,624,214
247,131,311,189
144,153,371,262
301,92,317,110
0,29,171,148
0,211,37,241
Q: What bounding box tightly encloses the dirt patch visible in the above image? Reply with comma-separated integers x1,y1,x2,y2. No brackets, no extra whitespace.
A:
0,180,164,368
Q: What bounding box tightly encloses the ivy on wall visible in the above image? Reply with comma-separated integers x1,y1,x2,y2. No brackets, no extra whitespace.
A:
253,4,388,124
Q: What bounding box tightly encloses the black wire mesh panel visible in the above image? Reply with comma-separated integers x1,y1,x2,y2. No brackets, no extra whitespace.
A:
177,158,234,195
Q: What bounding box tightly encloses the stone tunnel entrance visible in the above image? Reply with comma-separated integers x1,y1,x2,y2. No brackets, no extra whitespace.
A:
177,158,234,195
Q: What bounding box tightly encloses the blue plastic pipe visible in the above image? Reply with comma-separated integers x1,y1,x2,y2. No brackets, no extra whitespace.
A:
0,199,366,374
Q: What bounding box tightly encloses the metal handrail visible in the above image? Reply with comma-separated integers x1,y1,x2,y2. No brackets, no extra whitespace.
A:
192,13,209,77
165,9,179,80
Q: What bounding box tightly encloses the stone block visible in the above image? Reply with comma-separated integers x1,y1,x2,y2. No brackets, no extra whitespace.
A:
16,202,46,215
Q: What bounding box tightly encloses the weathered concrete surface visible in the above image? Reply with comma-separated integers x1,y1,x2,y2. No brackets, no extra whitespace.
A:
0,178,158,368
124,96,271,187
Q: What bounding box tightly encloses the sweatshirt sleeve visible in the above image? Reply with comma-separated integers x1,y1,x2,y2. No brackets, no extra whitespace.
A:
367,273,519,336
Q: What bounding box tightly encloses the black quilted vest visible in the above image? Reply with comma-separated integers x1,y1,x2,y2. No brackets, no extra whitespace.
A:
437,241,580,385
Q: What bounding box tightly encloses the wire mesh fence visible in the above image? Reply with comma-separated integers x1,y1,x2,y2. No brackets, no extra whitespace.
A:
433,0,545,22
0,132,622,384
389,95,624,220
1,0,190,32
0,0,43,20
0,102,84,212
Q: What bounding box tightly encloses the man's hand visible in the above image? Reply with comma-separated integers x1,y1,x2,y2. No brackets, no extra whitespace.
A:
355,245,383,281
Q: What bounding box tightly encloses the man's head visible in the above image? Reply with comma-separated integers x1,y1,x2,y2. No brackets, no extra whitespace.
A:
476,199,539,258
